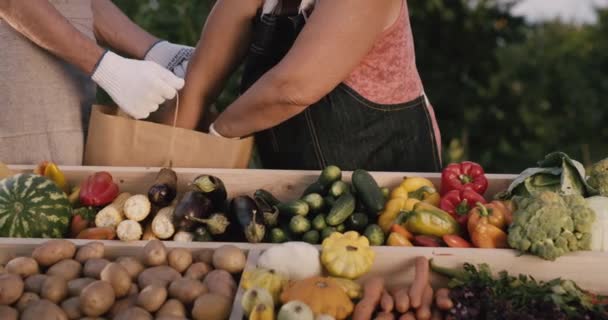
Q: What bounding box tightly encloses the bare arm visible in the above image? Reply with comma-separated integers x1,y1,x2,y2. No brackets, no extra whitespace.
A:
172,0,262,129
91,0,158,60
212,0,401,138
0,0,104,75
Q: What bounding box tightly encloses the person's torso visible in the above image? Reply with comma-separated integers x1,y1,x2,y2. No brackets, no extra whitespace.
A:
0,0,96,165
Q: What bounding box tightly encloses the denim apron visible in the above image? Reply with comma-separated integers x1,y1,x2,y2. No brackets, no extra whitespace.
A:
241,8,441,172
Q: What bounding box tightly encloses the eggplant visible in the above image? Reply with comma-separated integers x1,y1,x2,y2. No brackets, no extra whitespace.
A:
254,195,279,228
186,212,231,236
173,191,213,231
192,175,227,210
230,196,266,243
148,168,178,207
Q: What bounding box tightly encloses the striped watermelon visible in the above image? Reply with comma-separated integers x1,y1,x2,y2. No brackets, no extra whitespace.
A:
0,173,72,238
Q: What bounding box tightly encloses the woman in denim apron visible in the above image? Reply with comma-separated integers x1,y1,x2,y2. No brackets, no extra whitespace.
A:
177,0,442,172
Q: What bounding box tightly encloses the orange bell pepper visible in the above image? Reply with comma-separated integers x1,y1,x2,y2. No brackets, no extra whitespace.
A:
387,232,414,247
467,201,513,248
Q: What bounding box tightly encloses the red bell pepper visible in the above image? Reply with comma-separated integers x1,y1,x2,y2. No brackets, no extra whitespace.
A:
440,189,487,227
79,172,119,206
440,161,488,195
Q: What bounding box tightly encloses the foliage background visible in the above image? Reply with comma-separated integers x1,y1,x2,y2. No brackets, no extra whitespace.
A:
110,0,608,173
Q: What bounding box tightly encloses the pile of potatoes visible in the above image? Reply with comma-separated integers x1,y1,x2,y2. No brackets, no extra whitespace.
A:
0,239,247,320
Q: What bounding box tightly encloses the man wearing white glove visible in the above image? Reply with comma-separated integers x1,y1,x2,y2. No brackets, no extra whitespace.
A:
0,0,194,165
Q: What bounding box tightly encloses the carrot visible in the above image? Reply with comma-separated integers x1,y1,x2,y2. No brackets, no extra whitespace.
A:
400,312,416,320
416,285,434,320
76,227,116,240
409,256,429,308
375,312,395,320
390,287,410,313
353,277,385,320
391,224,414,241
380,290,394,312
435,288,454,311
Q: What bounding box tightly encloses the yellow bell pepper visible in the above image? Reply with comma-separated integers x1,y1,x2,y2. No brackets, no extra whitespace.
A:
387,232,414,246
321,231,375,279
390,177,440,206
378,197,420,233
35,161,68,192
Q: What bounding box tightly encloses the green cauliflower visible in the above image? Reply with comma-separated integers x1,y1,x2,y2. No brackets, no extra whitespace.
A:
588,157,608,196
508,191,595,260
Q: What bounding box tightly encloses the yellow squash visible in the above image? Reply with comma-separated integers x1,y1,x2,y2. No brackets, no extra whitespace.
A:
242,268,289,302
321,231,375,279
280,277,353,320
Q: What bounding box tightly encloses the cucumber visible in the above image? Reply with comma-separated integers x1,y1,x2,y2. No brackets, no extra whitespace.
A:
364,224,385,246
381,187,390,200
312,214,327,231
329,181,349,198
336,224,346,233
352,169,385,214
318,165,342,187
301,181,326,197
324,196,337,209
321,227,337,241
355,199,367,213
277,200,310,217
326,193,356,226
254,189,281,207
302,230,320,244
289,215,311,234
346,212,369,232
270,228,288,243
302,193,324,214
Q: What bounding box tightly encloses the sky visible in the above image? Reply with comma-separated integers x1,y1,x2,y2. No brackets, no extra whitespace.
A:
511,0,608,23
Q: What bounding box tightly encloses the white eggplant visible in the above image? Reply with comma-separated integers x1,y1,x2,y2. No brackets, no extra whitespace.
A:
151,206,176,239
123,194,152,222
587,196,608,252
116,220,143,241
95,192,131,228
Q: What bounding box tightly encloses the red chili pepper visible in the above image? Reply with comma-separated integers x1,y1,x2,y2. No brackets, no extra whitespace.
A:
413,235,443,247
442,234,473,248
79,172,119,206
440,161,488,195
69,207,97,237
439,189,487,227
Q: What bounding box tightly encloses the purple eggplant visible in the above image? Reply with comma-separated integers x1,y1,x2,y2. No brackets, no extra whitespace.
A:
173,191,213,231
148,168,177,207
230,196,265,243
192,175,227,210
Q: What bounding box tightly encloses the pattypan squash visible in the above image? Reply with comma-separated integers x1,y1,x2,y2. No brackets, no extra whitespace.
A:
280,277,353,320
242,267,289,302
278,301,314,320
321,231,375,279
257,242,322,280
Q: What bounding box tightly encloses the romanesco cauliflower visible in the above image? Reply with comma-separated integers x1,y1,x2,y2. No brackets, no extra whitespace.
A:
588,158,608,196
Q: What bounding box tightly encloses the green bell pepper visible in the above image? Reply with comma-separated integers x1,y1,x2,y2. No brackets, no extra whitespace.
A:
401,202,460,237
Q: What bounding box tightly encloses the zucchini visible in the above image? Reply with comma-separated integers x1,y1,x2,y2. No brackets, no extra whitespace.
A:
277,200,310,217
352,169,385,214
312,214,327,231
364,224,385,246
355,199,367,214
289,216,311,234
270,228,288,243
345,212,369,232
254,189,281,207
321,227,337,241
301,193,324,214
318,165,342,187
326,193,356,226
329,181,349,198
302,230,320,244
381,187,390,200
301,181,326,197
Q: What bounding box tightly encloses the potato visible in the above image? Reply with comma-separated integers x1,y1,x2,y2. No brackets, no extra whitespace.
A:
137,284,167,312
167,248,192,273
168,278,207,304
191,293,232,320
156,317,188,320
21,299,68,320
129,283,139,296
116,256,144,280
0,273,24,305
0,305,17,320
114,307,153,320
109,295,137,319
24,274,48,293
193,248,214,264
184,262,211,280
67,277,96,297
32,240,76,267
6,256,39,278
16,292,39,311
47,259,82,281
137,266,180,289
212,245,246,273
203,269,236,299
80,280,115,317
100,263,131,298
141,240,167,267
75,242,105,263
60,296,81,320
83,258,110,279
41,275,68,303
156,299,186,317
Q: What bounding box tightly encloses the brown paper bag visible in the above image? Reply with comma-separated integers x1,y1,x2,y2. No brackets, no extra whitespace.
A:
84,105,253,168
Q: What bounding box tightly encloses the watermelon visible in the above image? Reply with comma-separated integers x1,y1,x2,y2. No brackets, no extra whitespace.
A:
0,173,72,238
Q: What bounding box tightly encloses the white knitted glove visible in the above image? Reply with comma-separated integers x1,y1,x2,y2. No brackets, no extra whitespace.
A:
92,51,184,119
145,41,194,78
